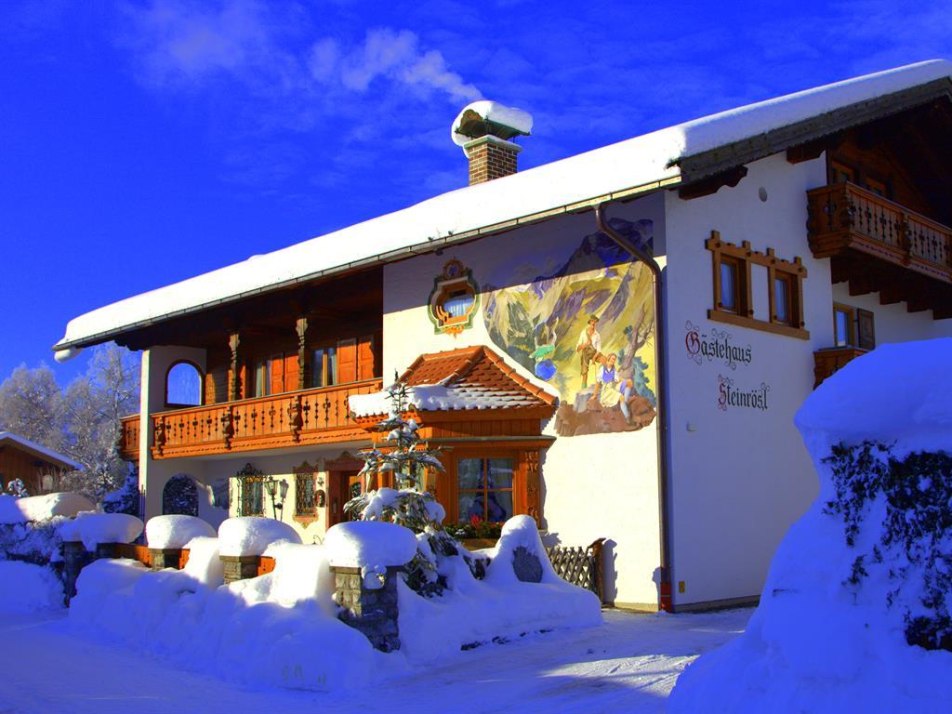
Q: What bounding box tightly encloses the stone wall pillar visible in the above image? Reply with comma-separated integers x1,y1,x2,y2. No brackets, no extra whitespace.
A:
220,554,262,583
331,565,401,652
62,541,95,604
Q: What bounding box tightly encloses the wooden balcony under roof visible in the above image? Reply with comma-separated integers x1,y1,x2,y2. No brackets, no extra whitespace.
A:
119,379,382,461
807,182,952,318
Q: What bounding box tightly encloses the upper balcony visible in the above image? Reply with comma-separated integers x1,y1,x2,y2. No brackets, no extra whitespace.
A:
807,182,952,318
119,379,382,461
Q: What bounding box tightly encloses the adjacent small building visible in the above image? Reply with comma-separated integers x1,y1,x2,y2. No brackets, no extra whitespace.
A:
55,60,952,611
0,431,81,496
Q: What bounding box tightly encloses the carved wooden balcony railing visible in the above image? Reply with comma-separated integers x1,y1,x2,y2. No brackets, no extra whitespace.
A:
118,379,382,461
807,183,952,285
119,415,140,462
813,346,868,388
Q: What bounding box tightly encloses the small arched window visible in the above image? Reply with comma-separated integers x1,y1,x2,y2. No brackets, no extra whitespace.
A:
166,361,203,407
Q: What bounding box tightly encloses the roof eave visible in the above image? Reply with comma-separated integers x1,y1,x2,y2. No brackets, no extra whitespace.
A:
677,77,952,183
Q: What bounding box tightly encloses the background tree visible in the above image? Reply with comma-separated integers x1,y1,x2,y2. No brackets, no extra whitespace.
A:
0,364,64,450
0,344,140,503
61,345,140,501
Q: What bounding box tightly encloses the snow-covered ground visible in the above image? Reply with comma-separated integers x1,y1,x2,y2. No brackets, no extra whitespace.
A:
0,606,749,713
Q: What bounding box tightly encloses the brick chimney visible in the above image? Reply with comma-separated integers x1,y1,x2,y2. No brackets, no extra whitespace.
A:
452,101,532,186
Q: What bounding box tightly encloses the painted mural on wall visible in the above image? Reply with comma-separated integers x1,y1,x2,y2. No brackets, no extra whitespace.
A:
482,219,657,436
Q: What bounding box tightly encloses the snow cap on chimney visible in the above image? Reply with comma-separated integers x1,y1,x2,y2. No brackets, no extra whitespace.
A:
452,101,532,185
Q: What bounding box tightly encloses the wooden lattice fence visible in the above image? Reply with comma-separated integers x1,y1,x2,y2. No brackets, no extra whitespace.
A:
545,538,605,604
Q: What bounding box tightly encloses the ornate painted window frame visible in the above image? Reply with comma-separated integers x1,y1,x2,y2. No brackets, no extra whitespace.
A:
427,259,480,335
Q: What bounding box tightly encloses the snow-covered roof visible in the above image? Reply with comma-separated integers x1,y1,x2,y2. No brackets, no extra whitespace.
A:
348,345,558,417
55,60,952,354
0,432,82,471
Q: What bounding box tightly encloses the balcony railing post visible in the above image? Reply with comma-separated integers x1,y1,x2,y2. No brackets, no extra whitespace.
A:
221,405,235,450
153,416,166,455
289,394,303,442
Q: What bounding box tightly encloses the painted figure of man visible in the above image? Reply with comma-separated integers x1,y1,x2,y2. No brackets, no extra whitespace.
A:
576,315,601,388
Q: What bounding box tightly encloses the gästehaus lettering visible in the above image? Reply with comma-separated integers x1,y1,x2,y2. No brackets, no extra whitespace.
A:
685,321,752,370
717,375,770,412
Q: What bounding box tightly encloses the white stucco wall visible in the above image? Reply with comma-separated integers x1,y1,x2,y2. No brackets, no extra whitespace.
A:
830,284,952,343
383,197,667,607
664,151,952,608
664,154,829,608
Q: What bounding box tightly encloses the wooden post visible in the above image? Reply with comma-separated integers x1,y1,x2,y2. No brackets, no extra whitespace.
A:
296,317,310,390
228,331,241,402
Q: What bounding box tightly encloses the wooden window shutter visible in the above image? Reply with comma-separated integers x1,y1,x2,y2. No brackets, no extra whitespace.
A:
357,335,375,381
338,339,357,383
285,352,301,391
857,309,876,350
270,355,285,395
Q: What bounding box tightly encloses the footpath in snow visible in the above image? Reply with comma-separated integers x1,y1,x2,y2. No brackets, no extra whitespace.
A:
0,607,748,714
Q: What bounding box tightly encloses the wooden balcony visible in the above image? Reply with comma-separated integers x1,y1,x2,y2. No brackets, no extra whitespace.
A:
118,379,382,461
813,346,868,388
807,183,952,317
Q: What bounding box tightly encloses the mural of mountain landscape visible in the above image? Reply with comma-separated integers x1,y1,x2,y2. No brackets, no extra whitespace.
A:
483,219,657,437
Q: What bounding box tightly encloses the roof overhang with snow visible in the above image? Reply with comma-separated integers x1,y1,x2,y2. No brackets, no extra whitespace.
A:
0,432,82,472
54,60,952,356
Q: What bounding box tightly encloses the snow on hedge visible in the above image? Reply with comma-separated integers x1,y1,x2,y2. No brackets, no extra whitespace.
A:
146,514,216,549
0,561,64,613
59,512,143,551
670,338,952,713
217,517,301,557
68,515,601,692
0,492,94,525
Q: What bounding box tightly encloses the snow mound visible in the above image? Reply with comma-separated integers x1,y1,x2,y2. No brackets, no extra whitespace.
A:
263,541,335,612
670,338,952,713
59,512,143,551
323,520,417,568
0,492,95,524
0,561,64,612
399,515,602,663
797,338,952,451
182,536,223,586
217,517,301,557
146,514,216,549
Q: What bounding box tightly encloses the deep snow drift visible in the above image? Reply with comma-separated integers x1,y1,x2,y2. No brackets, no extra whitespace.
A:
67,513,600,692
670,338,952,713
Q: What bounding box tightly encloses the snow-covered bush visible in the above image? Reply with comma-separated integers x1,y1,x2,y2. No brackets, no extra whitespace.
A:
0,492,96,566
824,441,952,651
102,469,140,516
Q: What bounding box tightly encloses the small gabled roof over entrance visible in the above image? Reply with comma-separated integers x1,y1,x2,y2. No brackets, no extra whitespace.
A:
349,346,557,418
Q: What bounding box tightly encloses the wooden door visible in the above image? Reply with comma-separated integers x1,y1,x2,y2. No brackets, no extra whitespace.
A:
329,470,363,526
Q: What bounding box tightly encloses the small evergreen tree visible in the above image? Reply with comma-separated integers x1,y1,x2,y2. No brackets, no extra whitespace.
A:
345,380,462,596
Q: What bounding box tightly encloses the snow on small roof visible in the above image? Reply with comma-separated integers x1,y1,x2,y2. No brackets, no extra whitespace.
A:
0,432,82,471
348,345,558,417
56,61,952,353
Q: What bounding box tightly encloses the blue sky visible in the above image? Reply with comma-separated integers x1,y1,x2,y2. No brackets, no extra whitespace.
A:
3,0,951,385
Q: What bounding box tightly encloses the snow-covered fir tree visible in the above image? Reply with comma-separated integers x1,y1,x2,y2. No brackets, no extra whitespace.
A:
345,380,466,595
